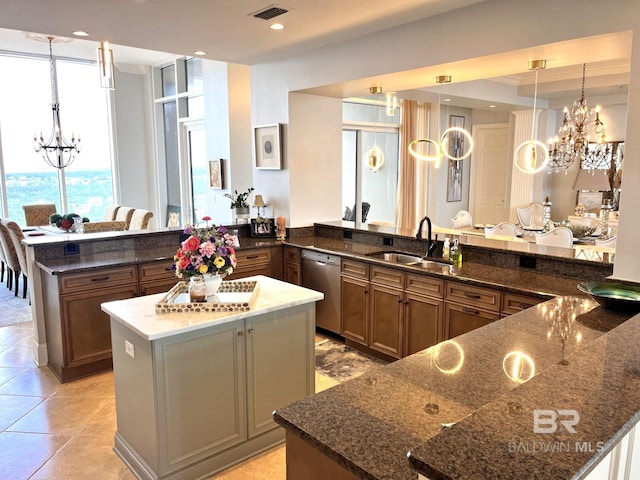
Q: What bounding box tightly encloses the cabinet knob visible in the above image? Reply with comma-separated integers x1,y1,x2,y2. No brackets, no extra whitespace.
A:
397,298,402,303
518,303,528,310
403,301,408,305
364,290,368,295
248,328,255,334
237,331,244,337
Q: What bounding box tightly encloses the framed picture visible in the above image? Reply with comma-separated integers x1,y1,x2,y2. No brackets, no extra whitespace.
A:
446,115,465,202
209,159,223,189
250,217,276,238
254,124,282,170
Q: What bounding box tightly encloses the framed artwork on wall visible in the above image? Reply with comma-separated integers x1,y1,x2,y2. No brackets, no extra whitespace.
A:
254,124,282,170
446,115,465,202
209,159,223,189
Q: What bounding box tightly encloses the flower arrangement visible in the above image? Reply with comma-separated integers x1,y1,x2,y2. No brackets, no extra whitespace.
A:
49,213,89,231
172,217,238,279
224,187,255,209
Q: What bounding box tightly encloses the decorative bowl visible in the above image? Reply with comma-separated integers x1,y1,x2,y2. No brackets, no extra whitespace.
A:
566,222,598,239
577,282,640,312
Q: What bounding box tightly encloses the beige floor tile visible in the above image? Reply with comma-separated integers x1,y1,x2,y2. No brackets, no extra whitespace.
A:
30,433,131,480
0,366,26,387
212,444,286,479
0,431,71,480
0,322,34,347
0,345,35,368
53,370,115,399
8,396,111,436
77,400,117,441
0,366,63,397
0,394,44,431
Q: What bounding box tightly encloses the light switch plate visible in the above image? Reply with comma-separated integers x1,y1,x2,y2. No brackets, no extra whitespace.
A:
125,340,135,358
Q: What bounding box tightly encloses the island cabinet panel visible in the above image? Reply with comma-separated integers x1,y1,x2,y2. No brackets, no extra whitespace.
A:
501,292,543,316
109,301,316,480
404,291,443,356
42,267,139,382
444,303,500,339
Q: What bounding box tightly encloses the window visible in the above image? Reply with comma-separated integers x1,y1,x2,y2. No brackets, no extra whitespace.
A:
0,54,114,226
342,101,400,225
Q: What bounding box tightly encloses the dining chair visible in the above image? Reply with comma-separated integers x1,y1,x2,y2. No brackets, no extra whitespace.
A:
516,203,544,228
595,236,616,249
485,222,518,238
128,209,154,230
535,227,574,248
22,203,57,226
0,220,26,297
0,231,7,286
83,221,127,233
103,204,122,221
114,206,135,230
451,210,473,229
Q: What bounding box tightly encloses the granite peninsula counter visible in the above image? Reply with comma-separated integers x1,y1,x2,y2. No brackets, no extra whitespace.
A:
274,297,640,480
102,275,323,480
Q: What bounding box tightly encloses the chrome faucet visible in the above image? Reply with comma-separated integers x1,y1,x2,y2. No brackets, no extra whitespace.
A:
416,216,438,257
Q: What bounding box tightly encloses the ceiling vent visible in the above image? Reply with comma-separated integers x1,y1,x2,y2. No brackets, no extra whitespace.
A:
250,5,288,20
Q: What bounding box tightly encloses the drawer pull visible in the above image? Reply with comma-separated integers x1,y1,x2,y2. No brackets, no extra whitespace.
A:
463,307,480,315
164,267,173,271
246,255,259,259
91,276,110,282
463,292,481,299
518,303,528,309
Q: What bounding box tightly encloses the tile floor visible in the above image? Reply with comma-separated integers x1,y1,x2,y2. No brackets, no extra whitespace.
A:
0,284,341,479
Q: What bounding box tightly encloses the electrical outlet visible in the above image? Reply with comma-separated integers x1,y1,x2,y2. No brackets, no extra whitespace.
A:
383,236,393,246
63,242,80,255
125,340,135,358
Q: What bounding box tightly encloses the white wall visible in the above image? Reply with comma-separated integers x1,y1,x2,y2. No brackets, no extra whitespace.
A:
250,0,640,281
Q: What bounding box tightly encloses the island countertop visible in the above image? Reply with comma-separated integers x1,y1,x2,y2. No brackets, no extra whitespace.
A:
273,298,639,480
101,275,323,340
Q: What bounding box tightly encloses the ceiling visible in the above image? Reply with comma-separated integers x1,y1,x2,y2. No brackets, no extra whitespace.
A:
0,0,631,110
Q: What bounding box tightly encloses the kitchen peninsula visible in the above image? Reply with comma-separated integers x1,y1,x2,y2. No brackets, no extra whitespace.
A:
101,275,322,480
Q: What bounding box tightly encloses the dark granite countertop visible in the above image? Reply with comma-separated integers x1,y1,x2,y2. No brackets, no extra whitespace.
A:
285,236,586,298
274,298,639,480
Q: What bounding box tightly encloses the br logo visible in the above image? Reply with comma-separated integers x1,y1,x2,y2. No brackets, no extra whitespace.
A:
533,409,580,434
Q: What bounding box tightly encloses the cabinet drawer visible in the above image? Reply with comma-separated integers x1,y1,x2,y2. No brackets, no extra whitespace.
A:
341,259,369,279
406,273,444,298
502,292,543,315
445,281,501,312
138,261,175,282
284,246,300,262
59,266,138,294
236,248,271,265
370,266,404,289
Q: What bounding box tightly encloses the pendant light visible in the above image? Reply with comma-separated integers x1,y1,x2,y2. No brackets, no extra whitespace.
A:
367,86,384,172
514,60,549,174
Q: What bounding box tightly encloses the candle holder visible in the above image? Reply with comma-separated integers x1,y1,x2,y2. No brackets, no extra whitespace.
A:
276,216,286,241
599,199,613,239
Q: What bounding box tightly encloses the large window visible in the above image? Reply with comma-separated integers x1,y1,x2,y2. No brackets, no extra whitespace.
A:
342,102,400,225
0,53,113,226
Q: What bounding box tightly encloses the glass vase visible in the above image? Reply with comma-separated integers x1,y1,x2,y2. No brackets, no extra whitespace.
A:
188,276,207,303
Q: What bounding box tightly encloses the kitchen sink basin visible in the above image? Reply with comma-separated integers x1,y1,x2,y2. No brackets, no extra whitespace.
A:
366,251,424,264
365,251,452,272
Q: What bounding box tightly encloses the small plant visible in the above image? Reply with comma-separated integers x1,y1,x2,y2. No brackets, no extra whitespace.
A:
49,212,89,229
224,187,254,209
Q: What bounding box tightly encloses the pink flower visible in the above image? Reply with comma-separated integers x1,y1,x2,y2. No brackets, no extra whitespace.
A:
199,240,216,257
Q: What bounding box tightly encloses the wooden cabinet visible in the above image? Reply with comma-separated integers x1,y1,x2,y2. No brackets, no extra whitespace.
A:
42,266,139,382
444,280,500,340
110,303,315,479
227,247,283,281
283,246,302,285
138,260,179,296
502,292,543,316
341,261,444,359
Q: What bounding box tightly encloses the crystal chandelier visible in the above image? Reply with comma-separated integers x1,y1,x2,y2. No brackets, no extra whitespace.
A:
34,36,81,169
547,63,606,174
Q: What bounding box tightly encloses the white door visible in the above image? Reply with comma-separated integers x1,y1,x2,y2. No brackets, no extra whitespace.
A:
469,124,510,224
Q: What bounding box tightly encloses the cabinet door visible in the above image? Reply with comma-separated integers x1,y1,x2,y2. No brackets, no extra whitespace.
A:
154,321,247,474
61,284,139,368
404,292,443,356
284,247,302,285
369,283,403,358
501,292,543,316
340,275,368,345
444,303,499,340
246,305,314,438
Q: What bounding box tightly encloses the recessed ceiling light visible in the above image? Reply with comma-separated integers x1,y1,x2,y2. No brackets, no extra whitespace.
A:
194,50,207,56
489,104,496,108
270,23,284,30
443,98,452,102
73,30,90,37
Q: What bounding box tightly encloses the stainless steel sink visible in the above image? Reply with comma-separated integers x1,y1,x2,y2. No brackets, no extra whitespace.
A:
366,251,452,272
366,251,424,264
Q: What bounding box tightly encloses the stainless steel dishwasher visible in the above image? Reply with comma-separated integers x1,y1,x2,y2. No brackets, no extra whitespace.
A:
301,250,341,334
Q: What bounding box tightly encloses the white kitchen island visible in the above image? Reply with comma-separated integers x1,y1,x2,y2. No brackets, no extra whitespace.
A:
101,275,323,480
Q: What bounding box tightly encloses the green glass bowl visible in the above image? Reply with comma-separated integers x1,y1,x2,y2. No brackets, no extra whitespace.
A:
577,282,640,312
